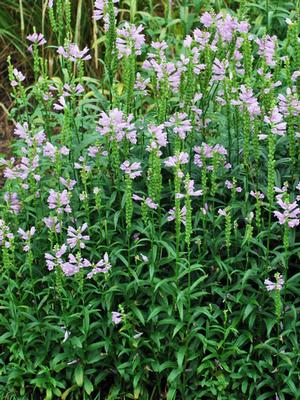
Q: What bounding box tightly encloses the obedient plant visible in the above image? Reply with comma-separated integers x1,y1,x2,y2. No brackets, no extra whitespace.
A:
1,3,300,400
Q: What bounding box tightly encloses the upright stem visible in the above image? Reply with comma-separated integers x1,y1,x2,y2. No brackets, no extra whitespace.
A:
266,0,269,32
19,0,24,39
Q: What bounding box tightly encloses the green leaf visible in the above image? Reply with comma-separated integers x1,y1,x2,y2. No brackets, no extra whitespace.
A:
74,365,84,387
176,347,185,369
242,380,247,394
243,303,255,321
130,305,145,325
61,385,77,400
167,368,182,384
167,386,177,400
84,377,94,395
71,336,83,349
147,306,165,322
45,389,53,400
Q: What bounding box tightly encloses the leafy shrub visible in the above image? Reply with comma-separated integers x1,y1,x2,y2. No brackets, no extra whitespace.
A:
0,1,300,399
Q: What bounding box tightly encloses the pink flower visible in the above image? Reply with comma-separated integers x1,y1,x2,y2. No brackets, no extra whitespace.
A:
225,180,233,189
120,161,142,179
185,179,202,196
116,22,145,58
18,226,35,251
140,254,148,262
14,125,45,147
87,146,98,158
93,0,118,31
14,122,29,140
238,21,249,33
164,152,189,167
215,14,241,43
134,72,150,93
43,142,57,160
145,197,158,209
23,131,44,150
61,254,91,276
165,113,192,140
264,106,286,136
194,143,227,168
146,124,168,151
63,83,84,97
143,46,181,92
53,96,66,111
67,223,90,249
97,108,136,143
192,31,209,53
18,226,35,241
258,134,267,141
93,0,105,21
233,85,261,118
0,219,14,248
43,216,61,233
11,68,25,87
4,192,20,214
79,192,87,201
278,90,300,117
87,253,111,278
250,190,265,200
57,44,91,62
218,209,227,217
74,157,91,173
212,58,228,82
274,198,300,228
60,146,70,156
168,206,186,225
60,177,77,191
201,203,209,215
133,233,140,241
132,194,143,201
97,108,126,137
27,32,46,52
47,189,71,214
264,274,284,291
274,185,288,197
256,35,277,67
151,41,168,52
112,311,122,325
200,12,214,28
45,244,67,271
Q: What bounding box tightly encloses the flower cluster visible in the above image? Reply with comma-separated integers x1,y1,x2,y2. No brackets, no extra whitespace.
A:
120,161,142,179
47,190,72,214
0,220,14,248
58,44,91,62
194,143,228,169
116,23,145,58
264,274,284,291
93,0,119,30
274,197,300,228
27,32,46,52
97,109,137,143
